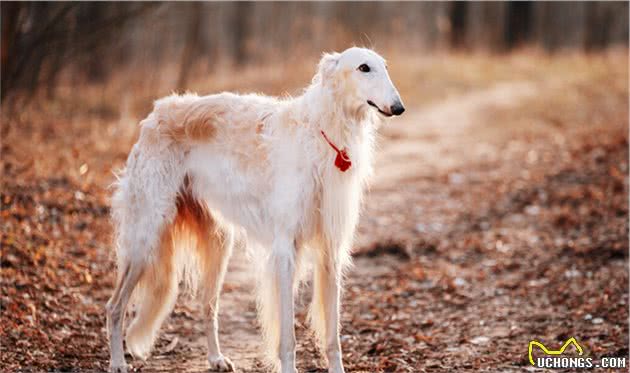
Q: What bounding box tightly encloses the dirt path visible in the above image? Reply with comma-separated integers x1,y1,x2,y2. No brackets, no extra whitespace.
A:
373,81,538,189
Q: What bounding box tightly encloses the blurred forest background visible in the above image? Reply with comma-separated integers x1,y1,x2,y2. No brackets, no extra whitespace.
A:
1,2,628,372
2,2,628,100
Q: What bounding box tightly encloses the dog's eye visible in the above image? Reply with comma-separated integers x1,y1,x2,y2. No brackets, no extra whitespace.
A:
358,64,370,73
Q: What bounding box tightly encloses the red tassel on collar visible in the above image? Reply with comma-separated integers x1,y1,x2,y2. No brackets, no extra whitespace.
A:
320,130,351,172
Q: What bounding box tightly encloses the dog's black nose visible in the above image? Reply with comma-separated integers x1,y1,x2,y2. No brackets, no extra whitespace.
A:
390,102,405,116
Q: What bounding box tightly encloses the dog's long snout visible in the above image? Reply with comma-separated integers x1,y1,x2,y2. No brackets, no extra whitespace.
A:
390,101,405,116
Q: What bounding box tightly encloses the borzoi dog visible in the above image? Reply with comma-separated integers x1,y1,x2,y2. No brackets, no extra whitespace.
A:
106,47,404,373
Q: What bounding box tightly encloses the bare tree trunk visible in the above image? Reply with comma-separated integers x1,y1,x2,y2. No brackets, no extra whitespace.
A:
232,2,252,66
505,2,533,49
177,2,203,90
1,2,22,99
449,2,468,49
465,2,507,51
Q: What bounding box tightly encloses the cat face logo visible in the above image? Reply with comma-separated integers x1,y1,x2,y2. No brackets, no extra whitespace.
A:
528,337,584,366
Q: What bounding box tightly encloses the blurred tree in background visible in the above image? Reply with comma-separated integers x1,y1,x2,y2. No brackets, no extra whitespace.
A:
1,1,628,100
1,3,154,98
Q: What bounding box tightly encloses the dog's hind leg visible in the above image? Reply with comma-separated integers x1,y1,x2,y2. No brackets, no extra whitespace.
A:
106,259,145,373
197,223,235,371
124,228,178,360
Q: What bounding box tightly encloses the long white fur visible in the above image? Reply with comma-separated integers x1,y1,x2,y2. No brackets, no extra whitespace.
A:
106,47,403,373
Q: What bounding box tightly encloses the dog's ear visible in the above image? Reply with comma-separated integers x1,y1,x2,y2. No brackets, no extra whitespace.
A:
318,52,340,84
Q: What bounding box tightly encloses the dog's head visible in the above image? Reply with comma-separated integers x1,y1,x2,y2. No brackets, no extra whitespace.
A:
318,47,404,118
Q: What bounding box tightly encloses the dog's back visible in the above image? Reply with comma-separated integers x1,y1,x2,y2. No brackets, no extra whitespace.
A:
152,92,278,143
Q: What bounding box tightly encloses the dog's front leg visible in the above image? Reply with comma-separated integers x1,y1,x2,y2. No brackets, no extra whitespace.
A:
313,254,345,373
324,270,344,373
272,238,297,373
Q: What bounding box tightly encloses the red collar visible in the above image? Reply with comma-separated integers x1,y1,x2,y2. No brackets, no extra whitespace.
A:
320,130,351,172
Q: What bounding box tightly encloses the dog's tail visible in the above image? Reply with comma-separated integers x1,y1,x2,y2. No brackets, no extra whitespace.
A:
124,206,212,359
124,228,180,360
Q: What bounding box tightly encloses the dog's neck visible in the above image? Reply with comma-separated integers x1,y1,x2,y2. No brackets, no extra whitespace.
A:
288,81,377,179
298,81,378,147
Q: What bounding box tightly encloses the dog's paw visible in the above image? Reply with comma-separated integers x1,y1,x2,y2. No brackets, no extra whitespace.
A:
328,356,345,373
109,363,128,373
208,355,234,372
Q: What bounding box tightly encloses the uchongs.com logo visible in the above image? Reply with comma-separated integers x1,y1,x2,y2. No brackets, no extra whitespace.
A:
528,337,627,369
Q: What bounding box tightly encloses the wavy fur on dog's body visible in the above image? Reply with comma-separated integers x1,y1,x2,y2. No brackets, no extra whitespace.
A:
106,47,404,373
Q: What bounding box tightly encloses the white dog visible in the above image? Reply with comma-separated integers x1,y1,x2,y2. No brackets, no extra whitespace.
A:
106,47,404,373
